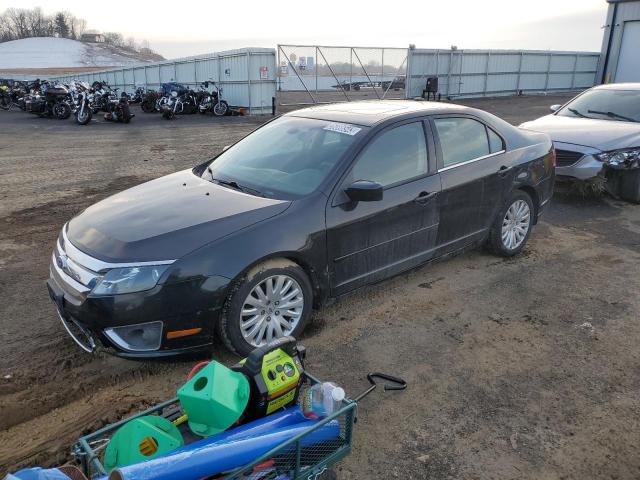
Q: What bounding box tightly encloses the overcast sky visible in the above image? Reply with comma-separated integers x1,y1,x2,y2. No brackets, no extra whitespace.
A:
0,0,609,58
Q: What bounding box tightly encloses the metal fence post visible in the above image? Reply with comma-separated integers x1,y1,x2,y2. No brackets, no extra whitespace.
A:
483,52,491,96
247,50,252,115
404,47,412,99
516,51,524,93
381,48,385,98
544,53,552,92
571,54,578,90
458,50,464,96
447,49,453,97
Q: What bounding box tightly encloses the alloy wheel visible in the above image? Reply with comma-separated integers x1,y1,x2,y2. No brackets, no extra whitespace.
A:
501,199,530,250
240,274,304,347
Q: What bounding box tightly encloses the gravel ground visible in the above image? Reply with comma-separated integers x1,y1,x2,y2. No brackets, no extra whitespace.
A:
1,95,639,479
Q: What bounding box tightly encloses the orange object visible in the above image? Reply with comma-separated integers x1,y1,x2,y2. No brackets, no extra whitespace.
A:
166,327,202,340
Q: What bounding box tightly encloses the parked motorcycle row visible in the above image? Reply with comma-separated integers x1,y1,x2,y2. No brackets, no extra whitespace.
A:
0,79,230,125
139,81,229,119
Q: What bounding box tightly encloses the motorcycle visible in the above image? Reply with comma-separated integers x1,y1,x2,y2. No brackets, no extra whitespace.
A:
140,89,160,113
24,80,72,119
103,94,134,123
161,85,198,120
128,86,146,104
71,81,94,125
91,81,118,113
197,81,229,116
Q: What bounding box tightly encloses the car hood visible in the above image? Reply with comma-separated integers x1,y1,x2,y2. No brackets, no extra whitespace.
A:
67,169,290,263
520,114,640,151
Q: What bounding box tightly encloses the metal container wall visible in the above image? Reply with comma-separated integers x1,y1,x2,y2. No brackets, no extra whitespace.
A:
407,48,600,98
50,48,276,114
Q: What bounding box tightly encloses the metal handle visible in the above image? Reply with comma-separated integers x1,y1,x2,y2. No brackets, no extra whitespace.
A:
414,191,438,204
352,372,407,402
498,165,513,177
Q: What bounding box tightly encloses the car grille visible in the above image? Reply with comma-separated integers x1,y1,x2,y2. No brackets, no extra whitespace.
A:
555,149,584,167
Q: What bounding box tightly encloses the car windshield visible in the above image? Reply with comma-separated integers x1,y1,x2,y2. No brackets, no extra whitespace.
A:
202,116,366,199
557,88,640,123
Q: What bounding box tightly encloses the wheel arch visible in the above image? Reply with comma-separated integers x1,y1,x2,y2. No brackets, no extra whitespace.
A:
222,252,327,311
516,184,539,224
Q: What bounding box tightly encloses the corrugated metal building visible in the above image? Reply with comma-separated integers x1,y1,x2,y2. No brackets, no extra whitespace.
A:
598,0,640,83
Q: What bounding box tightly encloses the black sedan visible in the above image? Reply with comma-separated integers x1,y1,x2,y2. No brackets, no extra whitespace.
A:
48,101,555,357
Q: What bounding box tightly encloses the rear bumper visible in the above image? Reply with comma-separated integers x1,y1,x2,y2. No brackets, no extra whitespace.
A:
47,256,230,358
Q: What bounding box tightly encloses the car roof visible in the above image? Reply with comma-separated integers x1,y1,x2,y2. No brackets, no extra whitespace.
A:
593,82,640,91
285,100,474,127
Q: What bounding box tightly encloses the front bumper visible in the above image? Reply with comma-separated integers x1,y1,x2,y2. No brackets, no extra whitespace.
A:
48,242,230,358
553,141,603,181
557,154,604,181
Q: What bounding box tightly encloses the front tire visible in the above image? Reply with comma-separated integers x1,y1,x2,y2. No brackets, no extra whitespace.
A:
76,108,92,125
213,101,228,117
488,190,534,257
217,259,313,356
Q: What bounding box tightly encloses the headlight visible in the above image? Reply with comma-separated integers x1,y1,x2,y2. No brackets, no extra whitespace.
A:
91,265,169,295
595,148,640,166
171,91,178,97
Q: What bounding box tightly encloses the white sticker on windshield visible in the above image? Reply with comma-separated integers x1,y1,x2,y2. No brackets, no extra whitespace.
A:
323,122,362,136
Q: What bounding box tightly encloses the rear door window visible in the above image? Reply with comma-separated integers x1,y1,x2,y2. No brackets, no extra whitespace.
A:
434,117,493,168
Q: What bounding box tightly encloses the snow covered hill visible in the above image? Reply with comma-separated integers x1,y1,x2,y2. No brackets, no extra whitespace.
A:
0,37,163,69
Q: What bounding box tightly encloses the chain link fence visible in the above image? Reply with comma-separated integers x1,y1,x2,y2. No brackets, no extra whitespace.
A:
277,45,407,108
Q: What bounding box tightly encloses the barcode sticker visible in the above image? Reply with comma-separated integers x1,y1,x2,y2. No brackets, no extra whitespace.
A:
323,122,362,136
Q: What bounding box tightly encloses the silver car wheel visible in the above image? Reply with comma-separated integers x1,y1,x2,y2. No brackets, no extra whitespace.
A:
501,199,531,250
240,274,304,347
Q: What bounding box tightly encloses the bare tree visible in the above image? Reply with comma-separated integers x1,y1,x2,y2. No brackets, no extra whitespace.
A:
67,13,86,40
4,8,30,39
103,31,124,47
25,7,50,37
125,36,137,50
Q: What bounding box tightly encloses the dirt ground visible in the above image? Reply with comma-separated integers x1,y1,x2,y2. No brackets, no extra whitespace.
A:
1,95,640,479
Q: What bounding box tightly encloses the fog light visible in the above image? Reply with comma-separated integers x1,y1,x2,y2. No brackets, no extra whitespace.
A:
104,321,163,352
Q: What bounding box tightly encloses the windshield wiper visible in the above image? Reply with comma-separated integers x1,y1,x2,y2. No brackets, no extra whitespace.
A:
587,110,637,123
207,167,265,197
567,107,590,119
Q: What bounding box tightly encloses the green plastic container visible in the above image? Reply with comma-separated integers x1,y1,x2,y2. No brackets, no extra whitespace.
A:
103,415,183,471
178,360,250,437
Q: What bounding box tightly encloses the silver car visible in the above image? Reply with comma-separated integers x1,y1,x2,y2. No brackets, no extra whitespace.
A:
520,83,640,202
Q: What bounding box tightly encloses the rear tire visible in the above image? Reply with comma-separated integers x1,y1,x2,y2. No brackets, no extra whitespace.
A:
54,102,71,120
217,259,313,356
487,190,534,257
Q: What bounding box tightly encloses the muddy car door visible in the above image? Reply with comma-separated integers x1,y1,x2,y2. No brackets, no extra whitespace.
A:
326,120,441,297
431,115,507,253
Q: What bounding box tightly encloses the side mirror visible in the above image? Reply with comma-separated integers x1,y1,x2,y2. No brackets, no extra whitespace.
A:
550,104,562,113
345,180,383,202
222,145,231,151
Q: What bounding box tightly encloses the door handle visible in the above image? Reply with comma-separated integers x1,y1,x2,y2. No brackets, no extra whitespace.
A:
498,165,513,177
414,191,438,204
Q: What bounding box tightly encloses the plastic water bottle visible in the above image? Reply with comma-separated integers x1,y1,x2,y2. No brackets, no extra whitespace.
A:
300,382,346,419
